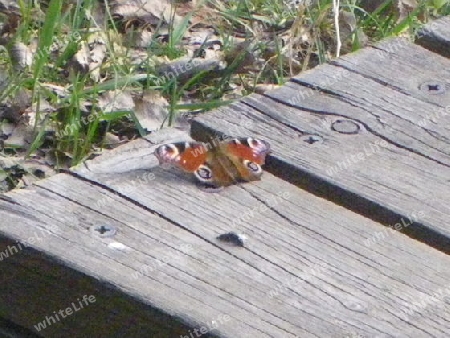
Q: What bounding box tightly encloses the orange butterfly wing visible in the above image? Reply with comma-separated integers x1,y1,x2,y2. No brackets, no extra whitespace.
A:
156,138,270,187
224,138,270,164
178,143,209,172
155,142,208,172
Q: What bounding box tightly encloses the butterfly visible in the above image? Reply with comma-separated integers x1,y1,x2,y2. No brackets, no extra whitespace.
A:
154,137,271,188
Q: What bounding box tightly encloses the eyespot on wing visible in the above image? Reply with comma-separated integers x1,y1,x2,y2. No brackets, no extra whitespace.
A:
155,142,208,172
225,138,270,164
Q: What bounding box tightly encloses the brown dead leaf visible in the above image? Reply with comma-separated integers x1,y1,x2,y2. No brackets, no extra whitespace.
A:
0,121,14,137
104,132,126,148
134,89,169,131
155,57,225,83
338,10,368,53
41,83,70,99
254,84,281,94
359,0,386,13
0,87,32,124
19,157,56,186
111,0,183,27
223,40,260,73
9,41,32,71
98,90,135,113
183,2,220,28
396,0,419,23
125,29,154,48
72,33,107,81
2,123,34,150
183,26,222,58
72,43,90,73
0,1,20,15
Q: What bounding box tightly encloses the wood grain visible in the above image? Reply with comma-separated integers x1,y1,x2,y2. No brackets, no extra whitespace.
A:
416,16,450,58
1,128,450,336
191,37,450,253
1,19,450,338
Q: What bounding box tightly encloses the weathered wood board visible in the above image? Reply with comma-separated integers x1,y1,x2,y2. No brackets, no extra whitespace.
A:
0,316,42,337
0,129,450,337
416,16,450,57
191,33,450,253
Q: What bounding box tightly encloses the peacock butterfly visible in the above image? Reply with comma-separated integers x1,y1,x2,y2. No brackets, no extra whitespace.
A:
154,137,271,188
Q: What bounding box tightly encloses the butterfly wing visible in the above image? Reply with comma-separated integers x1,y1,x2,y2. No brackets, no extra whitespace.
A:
224,138,271,164
221,137,271,182
155,142,208,172
155,138,271,188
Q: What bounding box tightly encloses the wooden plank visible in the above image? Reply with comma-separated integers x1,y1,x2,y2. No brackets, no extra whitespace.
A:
0,197,203,338
0,316,42,338
1,133,450,336
332,38,450,109
416,16,450,58
191,37,450,252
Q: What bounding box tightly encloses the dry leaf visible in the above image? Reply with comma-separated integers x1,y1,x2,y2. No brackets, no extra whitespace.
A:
72,43,91,73
104,132,125,148
396,0,419,23
71,33,107,81
359,0,386,13
134,89,169,131
3,124,34,149
254,84,281,94
338,10,368,52
111,0,182,26
98,90,135,113
9,41,32,71
155,57,225,83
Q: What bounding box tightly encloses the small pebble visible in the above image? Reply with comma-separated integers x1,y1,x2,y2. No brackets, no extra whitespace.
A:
216,232,247,247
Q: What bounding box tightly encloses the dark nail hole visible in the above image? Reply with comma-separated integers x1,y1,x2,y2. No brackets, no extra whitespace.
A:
97,226,109,234
419,81,446,95
428,84,441,91
300,135,323,144
90,225,116,238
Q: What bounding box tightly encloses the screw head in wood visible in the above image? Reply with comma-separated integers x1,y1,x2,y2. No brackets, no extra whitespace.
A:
419,81,446,95
331,119,361,135
299,134,323,144
90,224,117,238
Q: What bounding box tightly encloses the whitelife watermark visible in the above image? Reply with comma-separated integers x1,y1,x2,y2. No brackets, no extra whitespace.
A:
131,243,193,280
93,172,156,210
402,285,450,321
416,105,450,129
57,110,104,138
364,211,425,247
154,58,203,86
326,139,392,177
0,224,59,262
33,295,96,332
179,314,231,338
232,190,291,228
284,29,449,132
269,262,328,299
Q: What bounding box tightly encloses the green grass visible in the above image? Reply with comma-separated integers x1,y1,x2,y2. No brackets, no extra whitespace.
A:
0,0,448,169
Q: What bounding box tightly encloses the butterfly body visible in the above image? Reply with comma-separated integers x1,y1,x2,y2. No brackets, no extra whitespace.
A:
155,137,270,188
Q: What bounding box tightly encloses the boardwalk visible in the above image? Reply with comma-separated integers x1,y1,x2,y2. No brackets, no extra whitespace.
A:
1,17,449,338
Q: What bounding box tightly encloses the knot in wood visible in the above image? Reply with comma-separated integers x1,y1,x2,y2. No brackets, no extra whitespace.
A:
331,119,361,135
